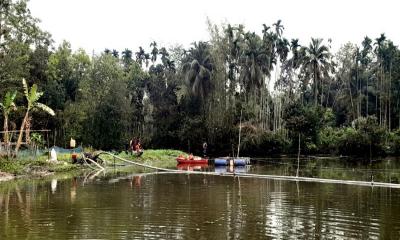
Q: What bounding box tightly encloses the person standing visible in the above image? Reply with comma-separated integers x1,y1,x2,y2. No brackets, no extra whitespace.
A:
129,137,137,155
203,142,208,158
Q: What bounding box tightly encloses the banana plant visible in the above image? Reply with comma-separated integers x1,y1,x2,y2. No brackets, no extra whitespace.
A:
15,79,55,154
0,91,17,150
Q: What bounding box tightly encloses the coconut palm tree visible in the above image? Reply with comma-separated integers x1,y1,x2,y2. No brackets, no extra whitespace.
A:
273,20,284,38
225,24,244,95
300,38,332,106
150,41,158,63
182,42,213,100
361,36,372,115
374,33,386,126
15,79,55,154
275,39,302,97
135,47,146,67
121,48,133,70
112,49,119,58
0,91,17,153
276,37,289,63
239,32,269,94
159,47,170,67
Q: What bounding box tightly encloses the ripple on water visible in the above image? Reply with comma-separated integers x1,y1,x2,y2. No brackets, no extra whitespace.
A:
1,173,400,239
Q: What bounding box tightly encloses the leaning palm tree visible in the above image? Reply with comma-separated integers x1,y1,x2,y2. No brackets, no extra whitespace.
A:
15,79,55,154
0,91,17,154
300,38,332,106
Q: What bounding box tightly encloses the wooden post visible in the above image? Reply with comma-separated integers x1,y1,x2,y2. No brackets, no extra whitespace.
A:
296,133,301,178
237,109,242,158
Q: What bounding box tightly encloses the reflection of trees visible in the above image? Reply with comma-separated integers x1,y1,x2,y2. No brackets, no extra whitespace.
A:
260,158,400,183
0,173,399,239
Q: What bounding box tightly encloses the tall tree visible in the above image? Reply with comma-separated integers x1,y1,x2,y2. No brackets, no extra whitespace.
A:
121,48,133,70
150,41,158,63
0,91,17,153
0,0,50,96
182,42,213,101
300,38,332,106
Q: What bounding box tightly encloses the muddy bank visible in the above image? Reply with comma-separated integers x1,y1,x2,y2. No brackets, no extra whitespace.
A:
0,171,15,181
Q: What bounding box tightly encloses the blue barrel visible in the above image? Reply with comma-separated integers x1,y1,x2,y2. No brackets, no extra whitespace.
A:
214,158,228,166
233,158,246,166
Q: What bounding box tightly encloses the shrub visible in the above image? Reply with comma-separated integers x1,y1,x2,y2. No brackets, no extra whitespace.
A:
241,130,290,156
337,116,386,156
387,129,400,155
318,126,341,154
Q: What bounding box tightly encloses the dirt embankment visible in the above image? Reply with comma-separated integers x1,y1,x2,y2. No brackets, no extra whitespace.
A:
0,171,15,181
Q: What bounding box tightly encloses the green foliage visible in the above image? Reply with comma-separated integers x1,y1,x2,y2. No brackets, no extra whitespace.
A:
3,1,400,160
241,130,290,156
386,129,400,155
318,126,341,153
283,102,325,153
79,54,130,150
0,159,24,174
0,0,50,96
318,116,387,157
178,116,206,154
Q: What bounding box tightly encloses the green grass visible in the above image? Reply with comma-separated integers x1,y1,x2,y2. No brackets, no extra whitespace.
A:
101,149,187,169
0,149,186,178
0,152,80,176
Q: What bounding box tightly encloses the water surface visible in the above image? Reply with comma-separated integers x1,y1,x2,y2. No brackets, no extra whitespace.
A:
1,166,400,239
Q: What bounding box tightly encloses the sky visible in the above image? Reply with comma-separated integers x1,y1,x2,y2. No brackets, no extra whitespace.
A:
28,0,400,54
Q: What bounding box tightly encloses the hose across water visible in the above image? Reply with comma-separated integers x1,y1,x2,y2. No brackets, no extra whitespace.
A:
99,152,400,189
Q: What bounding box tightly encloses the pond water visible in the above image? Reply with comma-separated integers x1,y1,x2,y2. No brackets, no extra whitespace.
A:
1,158,400,239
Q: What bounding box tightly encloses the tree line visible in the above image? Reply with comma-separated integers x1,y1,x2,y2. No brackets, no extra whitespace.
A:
1,0,400,158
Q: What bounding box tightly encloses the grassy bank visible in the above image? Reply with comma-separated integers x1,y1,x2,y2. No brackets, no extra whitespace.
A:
0,149,187,181
0,153,81,180
102,149,186,169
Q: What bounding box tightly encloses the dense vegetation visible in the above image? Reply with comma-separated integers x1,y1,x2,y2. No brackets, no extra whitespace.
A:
1,0,400,158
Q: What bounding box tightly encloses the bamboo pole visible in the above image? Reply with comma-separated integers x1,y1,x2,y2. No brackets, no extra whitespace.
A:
237,109,242,158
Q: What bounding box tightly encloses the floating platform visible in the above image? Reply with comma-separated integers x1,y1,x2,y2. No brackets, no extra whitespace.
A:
214,157,250,166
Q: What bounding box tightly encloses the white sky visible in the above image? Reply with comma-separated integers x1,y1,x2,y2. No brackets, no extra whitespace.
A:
29,0,400,53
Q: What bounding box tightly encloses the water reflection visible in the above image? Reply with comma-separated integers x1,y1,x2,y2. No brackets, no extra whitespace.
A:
0,172,399,239
178,164,251,174
207,157,400,183
177,163,209,171
51,179,57,194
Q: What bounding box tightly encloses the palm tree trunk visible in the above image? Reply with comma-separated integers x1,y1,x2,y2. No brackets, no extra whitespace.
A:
237,109,242,158
3,115,10,156
389,62,392,131
356,63,361,118
398,99,400,129
15,111,30,154
3,115,8,144
366,73,368,116
379,66,383,126
314,65,318,106
348,71,355,121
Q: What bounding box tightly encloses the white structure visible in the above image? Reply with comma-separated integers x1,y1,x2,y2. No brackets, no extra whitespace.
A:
50,148,57,161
